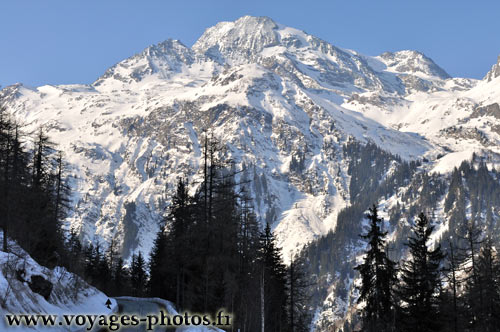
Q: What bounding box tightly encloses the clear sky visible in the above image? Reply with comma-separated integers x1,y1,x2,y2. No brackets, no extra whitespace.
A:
1,0,499,88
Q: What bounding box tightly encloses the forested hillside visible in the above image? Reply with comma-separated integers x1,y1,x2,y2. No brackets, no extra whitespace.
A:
302,141,500,331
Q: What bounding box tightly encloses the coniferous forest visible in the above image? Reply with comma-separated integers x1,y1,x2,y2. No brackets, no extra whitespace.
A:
2,103,500,332
0,109,69,268
0,109,310,332
350,206,500,332
300,141,500,332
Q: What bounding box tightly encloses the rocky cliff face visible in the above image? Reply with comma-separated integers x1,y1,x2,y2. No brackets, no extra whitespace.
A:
484,54,500,82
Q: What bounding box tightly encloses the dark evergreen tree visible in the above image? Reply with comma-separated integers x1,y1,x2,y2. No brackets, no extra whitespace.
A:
287,254,312,332
64,228,85,285
163,178,200,309
355,205,397,332
96,249,112,293
465,239,500,332
259,222,288,332
148,222,175,301
83,243,96,283
0,108,71,269
441,240,464,332
52,150,70,229
461,222,483,332
397,212,444,332
147,168,270,332
130,252,147,297
0,112,25,253
28,127,63,267
170,178,197,310
112,257,129,297
234,190,262,332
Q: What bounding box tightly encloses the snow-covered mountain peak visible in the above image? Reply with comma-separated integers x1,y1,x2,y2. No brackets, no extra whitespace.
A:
192,16,455,95
193,15,280,62
378,50,450,79
143,39,193,60
484,54,500,82
193,15,341,59
93,38,195,87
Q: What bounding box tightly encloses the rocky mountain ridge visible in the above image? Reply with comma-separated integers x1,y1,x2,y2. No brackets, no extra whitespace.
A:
1,15,499,257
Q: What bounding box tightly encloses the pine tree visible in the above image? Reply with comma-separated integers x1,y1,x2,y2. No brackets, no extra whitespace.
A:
105,238,118,274
112,257,129,296
288,254,312,332
29,127,63,267
210,172,240,313
148,224,172,300
0,114,30,255
259,222,288,332
355,205,397,332
83,243,96,283
96,250,112,293
461,222,483,332
198,132,229,312
130,252,147,297
442,240,463,332
65,228,84,277
0,112,17,252
397,212,444,332
234,190,261,332
169,178,193,309
467,239,500,332
163,178,198,309
52,151,70,228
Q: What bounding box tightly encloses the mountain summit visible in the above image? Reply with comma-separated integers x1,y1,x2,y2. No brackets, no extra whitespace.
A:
193,16,281,61
94,39,195,86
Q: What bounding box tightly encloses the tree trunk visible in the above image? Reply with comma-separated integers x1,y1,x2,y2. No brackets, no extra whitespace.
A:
261,268,265,332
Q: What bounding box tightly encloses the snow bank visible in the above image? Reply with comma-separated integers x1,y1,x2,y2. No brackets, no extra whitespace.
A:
0,231,116,331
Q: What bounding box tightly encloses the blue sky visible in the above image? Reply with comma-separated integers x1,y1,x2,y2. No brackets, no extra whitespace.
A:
1,0,499,87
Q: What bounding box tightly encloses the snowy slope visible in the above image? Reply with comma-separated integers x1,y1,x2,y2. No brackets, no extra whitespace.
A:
1,15,500,263
0,231,116,332
343,67,500,173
